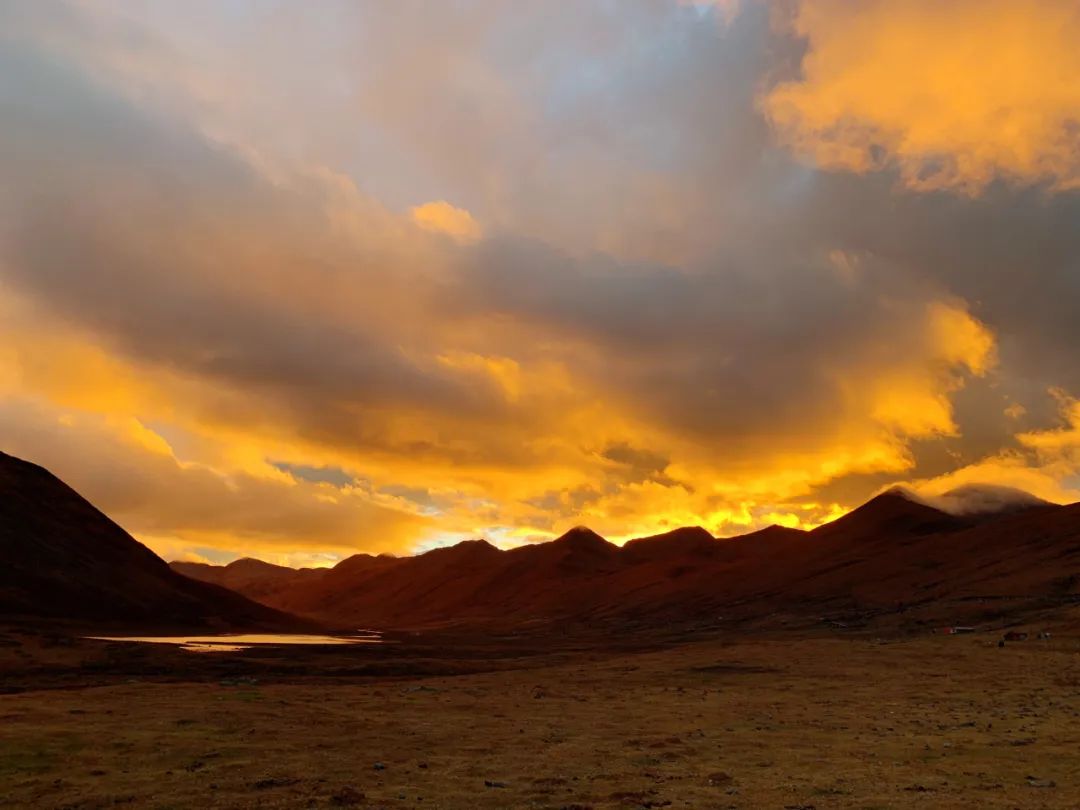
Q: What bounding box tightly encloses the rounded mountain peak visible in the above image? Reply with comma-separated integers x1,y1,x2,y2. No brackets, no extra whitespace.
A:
553,526,614,552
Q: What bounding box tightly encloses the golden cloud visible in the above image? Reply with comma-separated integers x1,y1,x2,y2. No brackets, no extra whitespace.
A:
411,200,482,242
902,388,1080,507
3,16,1070,565
0,278,1000,557
764,0,1080,193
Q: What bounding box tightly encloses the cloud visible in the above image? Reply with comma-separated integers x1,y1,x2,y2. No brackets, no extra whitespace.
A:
764,0,1080,193
917,484,1052,516
0,398,428,558
411,201,482,242
899,391,1080,509
1,2,1079,561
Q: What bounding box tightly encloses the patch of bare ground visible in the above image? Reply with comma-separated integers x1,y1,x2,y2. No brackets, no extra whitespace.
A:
2,628,1080,808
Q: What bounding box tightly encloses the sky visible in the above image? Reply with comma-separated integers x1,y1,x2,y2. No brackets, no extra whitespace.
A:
2,0,1080,566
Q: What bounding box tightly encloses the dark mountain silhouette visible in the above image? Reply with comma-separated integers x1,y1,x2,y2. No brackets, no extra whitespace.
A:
810,489,970,544
622,526,716,563
171,557,328,604
6,447,1072,634
255,530,622,628
715,524,808,557
0,451,312,631
172,485,1080,632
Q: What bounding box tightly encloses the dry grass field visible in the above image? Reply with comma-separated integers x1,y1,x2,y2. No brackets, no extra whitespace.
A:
3,626,1080,809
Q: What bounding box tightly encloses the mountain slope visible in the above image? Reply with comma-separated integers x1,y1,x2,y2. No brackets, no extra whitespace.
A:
810,490,970,544
171,558,329,604
0,451,312,630
177,488,1080,632
622,526,718,564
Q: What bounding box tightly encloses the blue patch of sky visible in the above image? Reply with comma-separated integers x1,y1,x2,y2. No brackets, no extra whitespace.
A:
528,17,703,175
272,460,355,487
377,483,443,516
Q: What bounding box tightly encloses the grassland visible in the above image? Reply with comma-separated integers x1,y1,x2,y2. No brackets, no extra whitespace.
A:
2,627,1080,809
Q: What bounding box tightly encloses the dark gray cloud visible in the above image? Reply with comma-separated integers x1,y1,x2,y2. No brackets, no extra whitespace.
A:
0,32,959,460
0,42,518,448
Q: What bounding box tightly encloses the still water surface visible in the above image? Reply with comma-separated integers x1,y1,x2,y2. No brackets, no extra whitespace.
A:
87,632,381,653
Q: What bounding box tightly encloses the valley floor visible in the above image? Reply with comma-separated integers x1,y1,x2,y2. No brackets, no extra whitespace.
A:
2,629,1080,809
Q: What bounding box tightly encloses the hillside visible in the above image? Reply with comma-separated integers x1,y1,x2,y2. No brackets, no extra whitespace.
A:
171,558,329,604
171,488,1080,632
0,451,313,631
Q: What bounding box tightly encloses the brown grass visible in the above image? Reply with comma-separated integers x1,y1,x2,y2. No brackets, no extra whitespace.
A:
2,632,1080,808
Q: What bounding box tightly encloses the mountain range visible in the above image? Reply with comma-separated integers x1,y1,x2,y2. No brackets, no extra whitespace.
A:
2,448,1078,634
174,484,1079,633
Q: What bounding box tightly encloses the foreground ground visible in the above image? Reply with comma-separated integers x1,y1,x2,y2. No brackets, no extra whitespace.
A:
2,627,1080,809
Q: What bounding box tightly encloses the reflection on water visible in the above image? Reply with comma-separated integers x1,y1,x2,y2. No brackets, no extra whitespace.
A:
87,632,382,653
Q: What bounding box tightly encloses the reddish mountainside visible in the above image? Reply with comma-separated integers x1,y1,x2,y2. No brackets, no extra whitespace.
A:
810,490,971,543
622,526,717,564
0,451,312,631
172,489,1080,631
171,558,328,604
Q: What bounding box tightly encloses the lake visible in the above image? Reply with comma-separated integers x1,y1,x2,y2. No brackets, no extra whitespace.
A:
87,632,382,653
